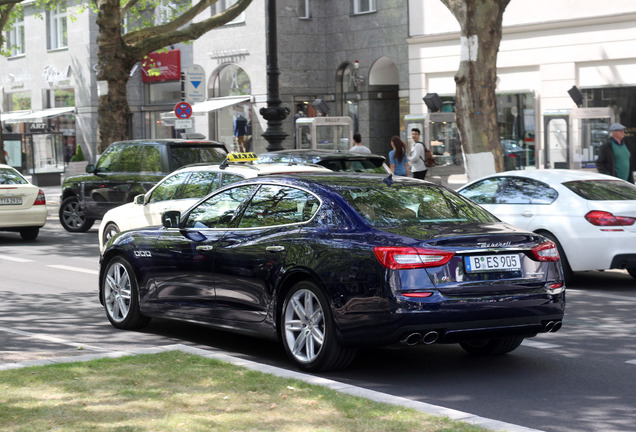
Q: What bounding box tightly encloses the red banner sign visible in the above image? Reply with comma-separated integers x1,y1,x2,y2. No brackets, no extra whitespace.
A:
141,50,181,83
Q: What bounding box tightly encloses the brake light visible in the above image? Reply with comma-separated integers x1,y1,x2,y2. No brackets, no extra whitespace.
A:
34,190,46,206
531,241,560,262
373,246,454,270
585,210,635,226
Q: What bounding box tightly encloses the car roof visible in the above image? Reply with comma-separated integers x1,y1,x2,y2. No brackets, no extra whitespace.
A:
170,161,331,177
110,139,225,146
459,169,622,189
260,149,386,160
235,172,434,190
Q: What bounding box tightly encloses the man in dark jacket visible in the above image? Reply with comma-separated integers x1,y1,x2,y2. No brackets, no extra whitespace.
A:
596,123,634,184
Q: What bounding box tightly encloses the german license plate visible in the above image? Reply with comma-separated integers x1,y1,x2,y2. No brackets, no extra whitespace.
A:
0,197,22,205
465,254,521,273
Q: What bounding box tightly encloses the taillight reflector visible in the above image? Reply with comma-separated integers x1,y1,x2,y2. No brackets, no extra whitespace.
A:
531,241,560,262
373,246,454,270
402,292,434,298
34,190,46,206
585,210,635,226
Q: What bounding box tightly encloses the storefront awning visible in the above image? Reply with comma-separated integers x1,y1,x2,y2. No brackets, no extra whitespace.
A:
1,111,31,122
191,96,250,113
4,107,75,123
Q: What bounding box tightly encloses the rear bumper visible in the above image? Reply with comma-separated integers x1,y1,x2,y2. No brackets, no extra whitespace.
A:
0,207,47,228
336,291,565,347
610,254,636,270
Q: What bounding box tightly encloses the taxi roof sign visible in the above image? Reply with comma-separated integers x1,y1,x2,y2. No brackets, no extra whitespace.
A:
227,152,258,162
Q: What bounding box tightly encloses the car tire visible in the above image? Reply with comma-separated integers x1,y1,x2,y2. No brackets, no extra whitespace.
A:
281,280,356,372
459,336,524,356
19,227,39,241
59,196,95,232
101,256,150,330
540,231,573,284
102,222,120,248
627,268,636,279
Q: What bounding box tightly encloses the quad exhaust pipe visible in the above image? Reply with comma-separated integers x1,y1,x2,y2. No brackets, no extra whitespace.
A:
401,331,439,346
542,320,562,333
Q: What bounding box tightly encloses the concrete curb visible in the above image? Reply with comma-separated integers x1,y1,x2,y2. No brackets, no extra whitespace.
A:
0,344,544,432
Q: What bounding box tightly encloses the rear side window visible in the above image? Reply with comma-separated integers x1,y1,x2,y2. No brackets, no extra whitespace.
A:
238,185,320,228
564,180,636,200
170,145,227,169
139,145,162,172
498,178,558,204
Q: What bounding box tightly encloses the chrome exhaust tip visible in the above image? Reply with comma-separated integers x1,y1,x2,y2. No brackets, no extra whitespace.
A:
422,331,439,344
543,321,555,332
551,321,562,332
401,333,423,346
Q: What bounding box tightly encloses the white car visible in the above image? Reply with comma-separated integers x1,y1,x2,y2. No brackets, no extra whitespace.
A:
457,169,636,282
0,164,47,241
98,155,331,251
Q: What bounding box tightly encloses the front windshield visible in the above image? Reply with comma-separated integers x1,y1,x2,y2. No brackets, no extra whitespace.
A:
341,184,499,227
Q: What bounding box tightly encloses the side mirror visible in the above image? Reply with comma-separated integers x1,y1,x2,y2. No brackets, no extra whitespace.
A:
134,194,145,205
162,210,181,228
85,164,95,173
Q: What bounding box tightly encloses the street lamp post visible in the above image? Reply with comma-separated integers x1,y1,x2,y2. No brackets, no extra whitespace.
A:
260,0,290,151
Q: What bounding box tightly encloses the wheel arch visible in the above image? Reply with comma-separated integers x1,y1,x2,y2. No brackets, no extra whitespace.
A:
274,268,327,338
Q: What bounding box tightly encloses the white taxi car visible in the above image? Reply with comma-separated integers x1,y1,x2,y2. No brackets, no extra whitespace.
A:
0,164,47,241
98,153,330,251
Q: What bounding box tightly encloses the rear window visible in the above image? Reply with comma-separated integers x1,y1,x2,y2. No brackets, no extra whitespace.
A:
0,167,27,184
341,184,498,227
318,158,387,173
170,145,227,169
563,180,636,200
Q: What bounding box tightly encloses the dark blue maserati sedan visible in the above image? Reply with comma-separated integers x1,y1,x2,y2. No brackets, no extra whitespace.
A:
99,173,565,372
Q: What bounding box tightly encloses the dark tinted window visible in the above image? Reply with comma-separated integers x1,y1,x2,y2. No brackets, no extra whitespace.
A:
170,145,227,168
342,185,498,227
459,177,505,204
177,171,220,199
185,185,256,229
139,145,162,172
563,180,636,200
95,144,124,172
498,178,557,204
318,158,387,173
0,167,27,184
149,172,190,203
239,185,320,228
117,144,143,172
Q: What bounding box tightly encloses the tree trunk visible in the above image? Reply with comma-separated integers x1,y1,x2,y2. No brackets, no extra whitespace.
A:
440,0,510,181
95,0,137,153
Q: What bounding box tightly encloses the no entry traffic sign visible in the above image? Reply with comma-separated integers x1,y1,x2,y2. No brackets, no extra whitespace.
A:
174,102,193,119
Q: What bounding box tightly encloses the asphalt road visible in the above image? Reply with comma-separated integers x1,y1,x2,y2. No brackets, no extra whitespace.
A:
1,187,635,432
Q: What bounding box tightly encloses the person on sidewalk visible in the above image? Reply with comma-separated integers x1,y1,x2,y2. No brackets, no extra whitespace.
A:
596,123,634,184
349,133,371,153
408,128,428,179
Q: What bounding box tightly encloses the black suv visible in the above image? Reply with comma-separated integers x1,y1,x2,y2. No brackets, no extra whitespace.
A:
59,139,227,232
257,149,391,174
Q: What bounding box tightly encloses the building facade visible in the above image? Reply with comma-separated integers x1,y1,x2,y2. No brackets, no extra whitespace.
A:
408,0,636,173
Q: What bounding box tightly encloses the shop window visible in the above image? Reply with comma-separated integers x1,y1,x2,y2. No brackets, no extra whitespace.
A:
6,91,31,111
496,92,536,168
335,63,358,132
352,0,376,15
4,11,25,56
47,2,68,50
146,81,181,104
211,0,245,25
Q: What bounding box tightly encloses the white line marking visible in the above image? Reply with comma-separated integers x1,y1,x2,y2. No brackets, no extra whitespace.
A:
627,360,636,365
47,265,99,275
0,254,33,263
0,325,108,352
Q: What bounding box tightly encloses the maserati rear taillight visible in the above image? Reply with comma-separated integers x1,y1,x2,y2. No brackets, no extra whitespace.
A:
531,241,560,262
373,246,454,270
585,210,635,226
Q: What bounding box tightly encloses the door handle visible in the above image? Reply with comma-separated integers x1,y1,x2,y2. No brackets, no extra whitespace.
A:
266,245,285,253
521,211,534,218
196,245,214,251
